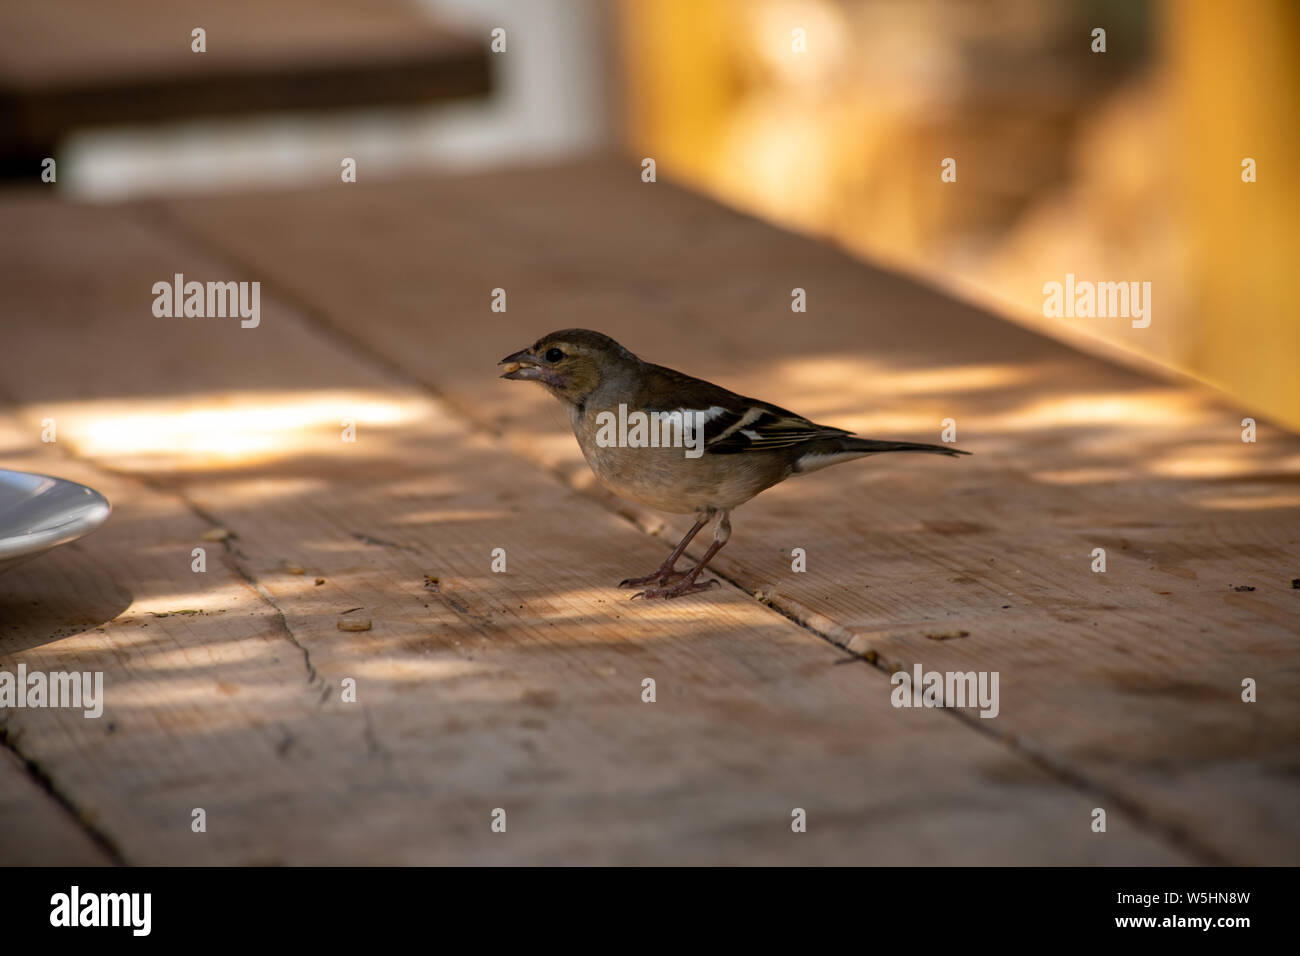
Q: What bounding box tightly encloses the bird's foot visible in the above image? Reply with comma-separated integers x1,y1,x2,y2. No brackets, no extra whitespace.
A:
619,569,687,588
630,578,721,601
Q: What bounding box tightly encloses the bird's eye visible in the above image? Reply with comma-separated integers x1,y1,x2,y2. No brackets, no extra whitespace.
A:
544,347,565,362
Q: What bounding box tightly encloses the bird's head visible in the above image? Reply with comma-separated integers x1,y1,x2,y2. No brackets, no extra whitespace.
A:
498,329,637,407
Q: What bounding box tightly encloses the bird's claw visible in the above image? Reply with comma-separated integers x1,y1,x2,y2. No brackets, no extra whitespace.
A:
630,578,721,600
619,570,687,588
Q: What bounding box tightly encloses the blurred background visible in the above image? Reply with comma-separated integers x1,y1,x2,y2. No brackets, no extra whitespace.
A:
4,0,1297,428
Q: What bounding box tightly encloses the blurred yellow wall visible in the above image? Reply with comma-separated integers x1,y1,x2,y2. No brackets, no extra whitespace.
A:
1167,0,1299,429
619,0,1299,430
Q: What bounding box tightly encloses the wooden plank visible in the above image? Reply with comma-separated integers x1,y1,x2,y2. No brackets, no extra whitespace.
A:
0,745,112,865
152,157,1300,863
0,0,489,157
0,411,386,865
0,195,1194,863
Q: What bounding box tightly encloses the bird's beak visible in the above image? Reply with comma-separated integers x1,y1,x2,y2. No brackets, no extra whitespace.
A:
499,348,548,382
498,348,536,380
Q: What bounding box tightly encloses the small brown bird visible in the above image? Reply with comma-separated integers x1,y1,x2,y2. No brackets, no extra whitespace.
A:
500,329,969,599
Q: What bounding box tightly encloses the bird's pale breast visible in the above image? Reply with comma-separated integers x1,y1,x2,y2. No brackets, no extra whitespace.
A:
570,406,785,513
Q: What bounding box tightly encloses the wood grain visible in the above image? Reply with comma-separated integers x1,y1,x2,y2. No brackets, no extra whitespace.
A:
147,157,1300,863
0,192,1202,864
0,743,112,865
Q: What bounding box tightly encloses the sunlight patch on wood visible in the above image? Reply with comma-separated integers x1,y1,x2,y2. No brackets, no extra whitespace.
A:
30,390,429,471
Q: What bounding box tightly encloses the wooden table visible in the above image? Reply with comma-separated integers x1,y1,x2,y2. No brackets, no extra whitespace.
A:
0,0,490,175
1,157,1297,864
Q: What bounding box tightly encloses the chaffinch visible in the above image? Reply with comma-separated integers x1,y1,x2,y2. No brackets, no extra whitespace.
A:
500,329,969,599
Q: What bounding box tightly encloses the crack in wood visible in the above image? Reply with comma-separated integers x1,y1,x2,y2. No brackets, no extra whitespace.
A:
0,718,126,865
135,202,1256,866
351,531,419,554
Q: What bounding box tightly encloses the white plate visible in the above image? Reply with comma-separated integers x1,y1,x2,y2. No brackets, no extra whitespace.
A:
0,470,111,574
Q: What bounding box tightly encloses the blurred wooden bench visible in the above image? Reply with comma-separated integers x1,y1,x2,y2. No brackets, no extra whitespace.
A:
0,0,490,176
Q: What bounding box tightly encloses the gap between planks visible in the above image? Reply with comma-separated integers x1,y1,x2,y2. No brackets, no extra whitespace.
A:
0,401,333,864
0,720,124,865
130,202,1231,865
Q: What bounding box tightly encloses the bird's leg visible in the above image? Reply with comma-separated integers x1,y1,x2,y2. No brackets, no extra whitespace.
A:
632,511,730,600
619,514,710,587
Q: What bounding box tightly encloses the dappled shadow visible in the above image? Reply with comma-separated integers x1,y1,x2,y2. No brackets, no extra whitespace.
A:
2,167,1299,864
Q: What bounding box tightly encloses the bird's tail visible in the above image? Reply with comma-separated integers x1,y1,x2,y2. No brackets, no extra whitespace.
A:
838,438,970,458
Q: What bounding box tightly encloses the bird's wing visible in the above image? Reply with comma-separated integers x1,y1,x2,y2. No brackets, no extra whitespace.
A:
698,402,854,454
640,364,852,455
